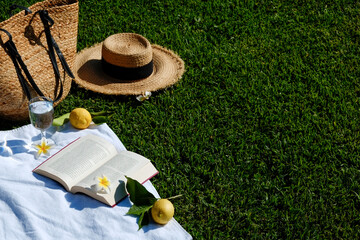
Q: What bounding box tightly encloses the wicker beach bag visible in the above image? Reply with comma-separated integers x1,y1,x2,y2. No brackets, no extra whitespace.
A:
0,0,78,121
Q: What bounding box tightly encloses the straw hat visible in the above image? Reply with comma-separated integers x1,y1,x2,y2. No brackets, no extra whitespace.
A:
73,33,185,95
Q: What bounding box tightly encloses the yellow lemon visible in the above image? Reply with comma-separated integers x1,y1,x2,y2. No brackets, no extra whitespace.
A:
69,108,92,129
151,199,174,225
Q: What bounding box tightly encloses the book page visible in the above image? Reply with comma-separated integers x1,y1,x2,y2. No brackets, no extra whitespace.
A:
34,135,118,189
73,151,148,189
72,151,158,206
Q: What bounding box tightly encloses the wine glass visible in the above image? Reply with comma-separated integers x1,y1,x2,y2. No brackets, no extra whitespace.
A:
28,96,54,144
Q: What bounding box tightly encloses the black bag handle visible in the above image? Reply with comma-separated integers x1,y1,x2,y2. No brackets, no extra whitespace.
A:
0,28,45,101
1,6,75,103
9,5,32,17
34,10,75,102
36,10,75,80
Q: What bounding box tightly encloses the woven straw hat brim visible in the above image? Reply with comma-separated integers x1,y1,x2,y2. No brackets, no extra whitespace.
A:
73,42,185,95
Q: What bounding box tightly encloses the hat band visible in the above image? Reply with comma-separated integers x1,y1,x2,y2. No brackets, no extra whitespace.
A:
101,58,153,80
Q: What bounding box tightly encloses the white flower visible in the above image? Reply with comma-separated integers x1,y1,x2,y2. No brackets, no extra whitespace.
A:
90,174,111,194
136,91,152,102
32,138,53,159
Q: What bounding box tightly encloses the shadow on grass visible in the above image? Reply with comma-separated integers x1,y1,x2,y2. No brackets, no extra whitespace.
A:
0,118,28,131
69,82,163,108
0,82,163,131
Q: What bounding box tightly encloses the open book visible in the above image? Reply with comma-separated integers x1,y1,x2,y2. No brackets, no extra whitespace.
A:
33,134,158,207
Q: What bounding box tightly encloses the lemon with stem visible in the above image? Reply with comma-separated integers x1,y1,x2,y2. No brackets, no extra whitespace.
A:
69,108,92,129
151,199,174,225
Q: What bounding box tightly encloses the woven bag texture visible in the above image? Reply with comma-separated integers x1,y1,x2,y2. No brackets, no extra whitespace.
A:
0,0,78,120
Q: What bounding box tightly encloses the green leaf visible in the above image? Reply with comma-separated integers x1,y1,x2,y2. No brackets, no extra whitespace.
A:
125,176,157,206
52,113,70,126
127,204,153,216
138,211,151,230
125,177,157,230
92,116,108,124
90,110,112,116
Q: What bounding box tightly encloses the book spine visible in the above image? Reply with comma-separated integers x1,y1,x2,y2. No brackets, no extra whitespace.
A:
141,171,159,185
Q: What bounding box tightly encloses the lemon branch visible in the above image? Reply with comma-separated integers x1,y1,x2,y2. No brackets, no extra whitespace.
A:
167,194,183,200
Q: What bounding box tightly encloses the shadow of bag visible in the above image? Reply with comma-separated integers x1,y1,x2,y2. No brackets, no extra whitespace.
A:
0,0,79,121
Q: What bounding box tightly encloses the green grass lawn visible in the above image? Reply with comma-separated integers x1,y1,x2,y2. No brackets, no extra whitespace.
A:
1,0,360,239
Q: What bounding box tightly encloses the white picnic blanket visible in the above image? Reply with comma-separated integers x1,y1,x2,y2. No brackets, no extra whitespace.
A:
0,123,192,240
